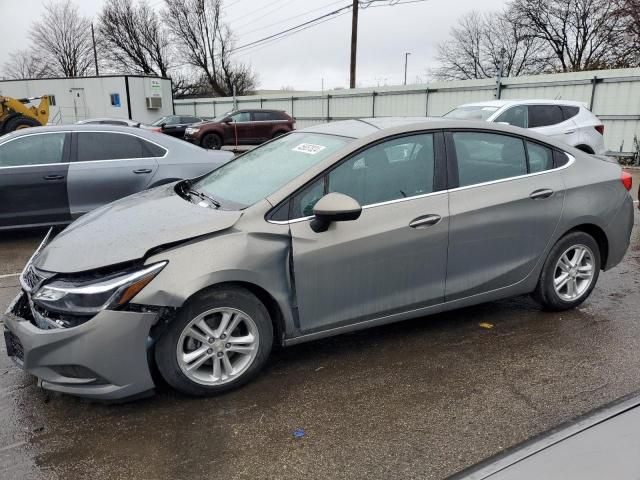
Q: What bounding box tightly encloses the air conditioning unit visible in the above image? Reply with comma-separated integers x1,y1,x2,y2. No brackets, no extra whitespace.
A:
146,97,162,109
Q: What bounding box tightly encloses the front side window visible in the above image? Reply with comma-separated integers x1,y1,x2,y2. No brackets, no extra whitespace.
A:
328,133,435,206
494,105,528,128
0,133,66,167
194,132,350,207
452,132,527,187
181,116,201,123
528,105,564,128
231,112,251,123
77,132,149,161
152,116,179,126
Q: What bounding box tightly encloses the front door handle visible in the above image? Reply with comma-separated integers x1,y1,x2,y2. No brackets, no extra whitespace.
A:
530,188,554,200
133,168,152,174
43,174,64,180
409,214,441,229
564,129,576,134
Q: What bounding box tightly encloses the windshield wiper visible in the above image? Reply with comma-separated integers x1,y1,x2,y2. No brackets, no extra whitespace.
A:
187,189,221,208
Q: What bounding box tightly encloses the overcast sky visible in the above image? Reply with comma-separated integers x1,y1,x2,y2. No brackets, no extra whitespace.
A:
0,0,509,90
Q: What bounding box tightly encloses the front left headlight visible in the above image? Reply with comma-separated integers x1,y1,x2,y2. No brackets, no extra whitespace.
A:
31,262,167,315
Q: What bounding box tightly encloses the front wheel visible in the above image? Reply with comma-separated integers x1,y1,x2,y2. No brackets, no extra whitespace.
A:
201,133,222,150
155,287,273,396
532,231,600,311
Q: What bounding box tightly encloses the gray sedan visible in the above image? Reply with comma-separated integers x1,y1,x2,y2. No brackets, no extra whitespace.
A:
3,119,634,400
0,125,233,230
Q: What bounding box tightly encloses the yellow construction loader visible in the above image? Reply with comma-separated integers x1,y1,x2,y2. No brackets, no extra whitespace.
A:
0,95,50,135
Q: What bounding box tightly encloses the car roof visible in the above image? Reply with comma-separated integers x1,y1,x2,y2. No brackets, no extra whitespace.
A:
298,117,446,138
78,117,137,123
0,124,174,145
456,99,588,108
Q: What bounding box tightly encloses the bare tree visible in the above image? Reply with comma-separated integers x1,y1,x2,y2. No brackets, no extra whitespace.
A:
163,0,256,96
3,50,54,79
433,10,549,80
614,0,640,66
29,0,94,77
98,0,172,77
511,0,633,72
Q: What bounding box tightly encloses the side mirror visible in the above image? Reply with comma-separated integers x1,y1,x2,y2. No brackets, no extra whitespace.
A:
160,122,167,129
223,117,232,123
310,193,362,233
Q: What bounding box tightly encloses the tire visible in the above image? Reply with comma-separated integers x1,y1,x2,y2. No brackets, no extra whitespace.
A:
155,286,273,396
3,115,41,133
201,133,222,150
532,231,601,311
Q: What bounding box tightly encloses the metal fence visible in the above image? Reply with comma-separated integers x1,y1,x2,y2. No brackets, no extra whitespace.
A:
174,67,640,153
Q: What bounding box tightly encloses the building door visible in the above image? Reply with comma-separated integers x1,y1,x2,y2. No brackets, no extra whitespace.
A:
70,88,87,122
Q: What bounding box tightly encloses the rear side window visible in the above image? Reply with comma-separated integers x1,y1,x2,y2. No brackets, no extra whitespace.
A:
253,112,274,121
452,132,527,187
561,106,580,120
0,133,67,167
76,132,158,161
528,105,564,128
526,142,554,173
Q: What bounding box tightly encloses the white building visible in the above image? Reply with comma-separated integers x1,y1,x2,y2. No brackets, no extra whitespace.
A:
0,75,173,125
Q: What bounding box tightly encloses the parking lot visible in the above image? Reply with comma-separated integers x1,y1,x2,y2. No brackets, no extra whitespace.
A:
0,170,637,480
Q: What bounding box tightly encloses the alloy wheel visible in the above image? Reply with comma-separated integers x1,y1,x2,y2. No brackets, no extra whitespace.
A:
176,307,259,386
553,244,595,301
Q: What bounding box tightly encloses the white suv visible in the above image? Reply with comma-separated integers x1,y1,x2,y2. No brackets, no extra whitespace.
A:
444,100,606,154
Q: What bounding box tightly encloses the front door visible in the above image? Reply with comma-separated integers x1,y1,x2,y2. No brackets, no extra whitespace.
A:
224,111,254,145
0,132,71,228
67,131,159,216
445,130,565,301
290,132,449,333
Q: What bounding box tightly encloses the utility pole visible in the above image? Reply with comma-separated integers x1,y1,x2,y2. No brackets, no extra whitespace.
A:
403,52,411,85
349,0,358,88
495,47,505,99
91,23,99,76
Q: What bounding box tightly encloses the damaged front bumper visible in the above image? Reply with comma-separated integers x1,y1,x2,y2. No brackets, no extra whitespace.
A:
3,291,159,401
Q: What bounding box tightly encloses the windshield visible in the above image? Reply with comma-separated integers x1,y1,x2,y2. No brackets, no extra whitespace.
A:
192,132,351,207
212,111,233,122
151,116,171,126
444,106,499,121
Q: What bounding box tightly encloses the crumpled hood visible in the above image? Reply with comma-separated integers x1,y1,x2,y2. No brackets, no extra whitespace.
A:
34,184,242,273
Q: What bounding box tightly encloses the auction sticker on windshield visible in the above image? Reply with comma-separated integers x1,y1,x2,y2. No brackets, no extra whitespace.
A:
292,143,327,155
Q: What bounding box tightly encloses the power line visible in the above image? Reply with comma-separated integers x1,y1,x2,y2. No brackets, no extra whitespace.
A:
231,4,352,53
234,0,345,38
234,9,352,57
225,0,293,26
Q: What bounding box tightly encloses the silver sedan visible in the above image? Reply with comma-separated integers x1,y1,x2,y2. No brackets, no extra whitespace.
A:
3,118,634,400
0,124,233,230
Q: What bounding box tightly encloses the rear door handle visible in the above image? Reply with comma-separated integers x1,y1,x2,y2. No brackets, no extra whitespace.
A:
43,174,64,180
409,214,441,229
133,168,152,174
530,189,554,200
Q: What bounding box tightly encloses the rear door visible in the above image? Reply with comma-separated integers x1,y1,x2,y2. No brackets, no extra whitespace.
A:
290,132,449,332
67,131,162,217
445,130,565,301
252,111,276,142
528,105,580,146
0,132,71,228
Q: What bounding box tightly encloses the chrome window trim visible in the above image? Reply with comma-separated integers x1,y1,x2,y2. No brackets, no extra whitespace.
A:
267,152,575,225
0,129,168,169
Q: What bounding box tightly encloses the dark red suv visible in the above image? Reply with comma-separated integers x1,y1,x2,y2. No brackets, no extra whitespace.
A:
184,109,295,149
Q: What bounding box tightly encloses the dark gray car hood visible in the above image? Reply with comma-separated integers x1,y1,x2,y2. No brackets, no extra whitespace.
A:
33,184,242,273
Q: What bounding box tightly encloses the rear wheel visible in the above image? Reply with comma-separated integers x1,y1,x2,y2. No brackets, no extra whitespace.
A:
3,115,41,133
533,232,600,311
155,286,273,396
201,133,222,150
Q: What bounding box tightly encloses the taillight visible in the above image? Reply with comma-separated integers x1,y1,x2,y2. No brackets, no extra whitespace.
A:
621,171,632,191
594,125,604,135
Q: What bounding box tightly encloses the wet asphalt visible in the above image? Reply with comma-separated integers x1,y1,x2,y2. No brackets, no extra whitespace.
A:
0,171,638,480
